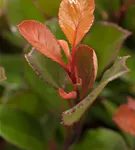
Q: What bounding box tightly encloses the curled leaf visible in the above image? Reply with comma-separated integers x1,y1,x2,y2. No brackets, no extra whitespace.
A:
62,56,130,126
59,88,77,99
59,0,95,47
18,20,66,68
74,44,98,98
0,67,6,81
113,105,135,136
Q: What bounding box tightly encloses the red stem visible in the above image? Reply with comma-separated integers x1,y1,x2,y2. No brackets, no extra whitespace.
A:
68,99,73,108
63,126,72,150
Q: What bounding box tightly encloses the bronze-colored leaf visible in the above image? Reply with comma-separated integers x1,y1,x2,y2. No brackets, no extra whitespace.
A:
18,20,66,68
74,44,97,98
59,0,95,47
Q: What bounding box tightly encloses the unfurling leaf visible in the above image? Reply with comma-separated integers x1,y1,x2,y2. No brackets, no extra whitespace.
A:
0,67,6,81
59,0,95,47
18,20,66,68
62,56,130,126
25,48,68,89
113,105,135,136
59,88,77,99
74,45,97,98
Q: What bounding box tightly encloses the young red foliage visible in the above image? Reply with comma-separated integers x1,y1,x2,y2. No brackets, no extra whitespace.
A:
17,0,97,102
113,98,135,136
74,45,97,98
59,0,95,48
59,88,77,99
18,20,66,69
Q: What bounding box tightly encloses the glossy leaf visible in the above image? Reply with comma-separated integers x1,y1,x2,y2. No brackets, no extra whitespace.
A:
83,22,131,76
74,44,97,98
59,0,95,47
18,20,66,67
0,67,6,81
25,48,68,89
0,105,45,150
74,128,127,150
62,56,130,125
113,104,135,136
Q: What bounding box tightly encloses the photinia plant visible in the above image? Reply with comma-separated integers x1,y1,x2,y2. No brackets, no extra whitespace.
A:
17,0,97,101
17,0,130,127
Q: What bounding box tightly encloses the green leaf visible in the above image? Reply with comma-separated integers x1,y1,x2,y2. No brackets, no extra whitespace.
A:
24,57,67,110
35,0,61,17
82,22,131,76
74,128,128,150
6,91,46,118
0,67,6,81
25,48,68,89
62,56,130,126
0,105,45,150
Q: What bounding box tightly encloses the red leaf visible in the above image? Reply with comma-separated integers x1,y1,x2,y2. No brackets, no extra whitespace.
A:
17,20,66,68
57,40,71,62
74,44,98,98
59,88,77,99
59,0,95,47
113,104,135,136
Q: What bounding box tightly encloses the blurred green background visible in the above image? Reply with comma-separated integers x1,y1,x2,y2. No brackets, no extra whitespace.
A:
0,0,135,150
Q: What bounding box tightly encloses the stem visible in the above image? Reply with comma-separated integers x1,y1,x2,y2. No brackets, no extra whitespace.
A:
49,139,58,150
63,126,72,150
68,99,73,108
